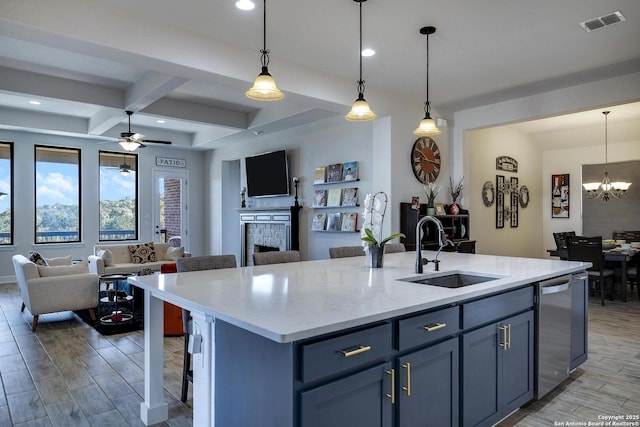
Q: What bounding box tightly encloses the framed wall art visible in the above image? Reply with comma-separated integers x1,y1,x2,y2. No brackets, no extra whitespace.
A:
551,174,569,218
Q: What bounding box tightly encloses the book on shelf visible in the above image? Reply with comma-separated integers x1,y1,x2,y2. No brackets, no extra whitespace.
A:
341,187,358,206
312,213,327,231
326,212,342,231
341,213,357,232
314,166,327,184
313,189,327,207
342,161,358,181
327,188,342,206
326,163,343,182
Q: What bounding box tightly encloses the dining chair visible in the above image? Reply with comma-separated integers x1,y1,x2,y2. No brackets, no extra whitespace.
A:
329,246,365,259
384,243,406,254
566,236,614,306
252,250,301,266
175,254,237,402
553,231,576,250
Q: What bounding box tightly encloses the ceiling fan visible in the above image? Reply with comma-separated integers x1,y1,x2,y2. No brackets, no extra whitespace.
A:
118,111,172,151
103,152,134,175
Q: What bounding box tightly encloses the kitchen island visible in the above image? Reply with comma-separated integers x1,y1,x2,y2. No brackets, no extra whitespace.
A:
129,251,589,427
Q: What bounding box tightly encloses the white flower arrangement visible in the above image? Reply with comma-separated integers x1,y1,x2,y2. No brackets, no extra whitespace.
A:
361,191,405,253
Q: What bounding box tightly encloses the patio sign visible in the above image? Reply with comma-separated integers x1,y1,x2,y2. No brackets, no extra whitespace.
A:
156,157,186,168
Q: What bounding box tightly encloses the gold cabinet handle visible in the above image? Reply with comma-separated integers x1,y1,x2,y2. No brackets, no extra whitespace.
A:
386,369,395,404
498,325,508,351
402,363,411,396
340,345,372,358
423,323,446,332
507,324,511,349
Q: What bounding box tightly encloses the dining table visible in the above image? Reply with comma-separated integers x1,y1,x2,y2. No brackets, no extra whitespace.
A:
547,247,638,302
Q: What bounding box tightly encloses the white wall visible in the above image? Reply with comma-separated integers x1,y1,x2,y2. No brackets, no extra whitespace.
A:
465,127,542,258
0,129,205,283
208,115,375,261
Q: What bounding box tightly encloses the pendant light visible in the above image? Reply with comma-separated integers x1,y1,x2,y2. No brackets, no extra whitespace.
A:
413,26,441,136
345,0,376,121
245,0,284,101
582,111,631,201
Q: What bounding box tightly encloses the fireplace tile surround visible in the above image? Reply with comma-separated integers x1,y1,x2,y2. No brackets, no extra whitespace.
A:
239,207,301,266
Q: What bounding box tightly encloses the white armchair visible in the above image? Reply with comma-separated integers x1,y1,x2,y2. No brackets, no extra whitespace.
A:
12,254,99,331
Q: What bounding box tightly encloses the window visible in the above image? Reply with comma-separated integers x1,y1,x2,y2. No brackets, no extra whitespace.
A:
35,146,81,243
99,151,138,241
0,142,13,245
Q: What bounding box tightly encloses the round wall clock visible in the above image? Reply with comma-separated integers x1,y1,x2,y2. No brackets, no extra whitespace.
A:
411,137,441,183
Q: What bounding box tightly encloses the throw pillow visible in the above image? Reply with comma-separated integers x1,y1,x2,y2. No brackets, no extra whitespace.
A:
96,249,114,267
165,246,185,261
37,263,90,277
28,251,48,266
45,255,72,266
128,242,157,264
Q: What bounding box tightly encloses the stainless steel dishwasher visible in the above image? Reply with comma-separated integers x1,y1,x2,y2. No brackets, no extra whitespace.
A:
535,274,572,399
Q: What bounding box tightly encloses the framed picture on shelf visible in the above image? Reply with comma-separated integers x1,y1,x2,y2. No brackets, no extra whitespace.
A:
341,188,358,206
435,204,446,216
314,166,327,184
551,174,569,218
313,189,327,207
341,213,357,231
326,163,343,182
342,161,358,181
327,188,342,206
312,213,327,231
326,212,342,231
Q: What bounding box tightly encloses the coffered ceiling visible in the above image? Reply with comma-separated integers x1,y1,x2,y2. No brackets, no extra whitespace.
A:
1,0,639,150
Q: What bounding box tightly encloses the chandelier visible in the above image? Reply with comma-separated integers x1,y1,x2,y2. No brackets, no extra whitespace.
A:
582,111,631,201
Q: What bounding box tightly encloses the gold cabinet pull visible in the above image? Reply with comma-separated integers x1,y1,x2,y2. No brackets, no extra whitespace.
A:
386,369,395,404
340,345,372,358
402,363,411,396
423,323,446,332
507,324,511,349
498,325,508,351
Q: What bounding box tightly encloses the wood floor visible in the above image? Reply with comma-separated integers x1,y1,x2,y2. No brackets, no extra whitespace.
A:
0,282,638,426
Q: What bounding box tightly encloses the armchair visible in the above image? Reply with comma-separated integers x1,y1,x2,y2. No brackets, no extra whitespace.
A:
12,254,99,331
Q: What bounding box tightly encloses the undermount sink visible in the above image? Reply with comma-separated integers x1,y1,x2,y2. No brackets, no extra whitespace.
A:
399,272,503,289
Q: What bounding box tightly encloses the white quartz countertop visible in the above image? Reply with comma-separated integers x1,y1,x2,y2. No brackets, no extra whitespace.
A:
128,252,588,343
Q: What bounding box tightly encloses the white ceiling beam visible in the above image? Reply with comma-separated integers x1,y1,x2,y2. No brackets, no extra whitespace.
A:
125,72,188,112
0,106,89,134
142,98,248,129
0,66,123,108
88,72,189,136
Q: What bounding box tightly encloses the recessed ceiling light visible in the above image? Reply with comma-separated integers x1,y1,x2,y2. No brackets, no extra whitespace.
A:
156,119,166,124
29,100,42,105
361,48,376,57
235,0,255,11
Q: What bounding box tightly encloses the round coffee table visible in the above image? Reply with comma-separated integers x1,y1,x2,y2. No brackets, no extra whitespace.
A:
98,274,134,325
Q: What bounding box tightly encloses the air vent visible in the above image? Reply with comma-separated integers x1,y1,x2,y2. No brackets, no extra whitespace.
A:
580,10,625,32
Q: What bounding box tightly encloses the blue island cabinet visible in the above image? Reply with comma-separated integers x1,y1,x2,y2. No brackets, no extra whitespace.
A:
461,309,534,427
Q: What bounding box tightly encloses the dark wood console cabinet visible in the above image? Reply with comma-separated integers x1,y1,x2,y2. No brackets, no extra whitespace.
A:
400,202,473,252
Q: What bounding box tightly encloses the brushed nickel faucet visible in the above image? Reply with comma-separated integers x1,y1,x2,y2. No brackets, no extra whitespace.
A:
415,216,454,273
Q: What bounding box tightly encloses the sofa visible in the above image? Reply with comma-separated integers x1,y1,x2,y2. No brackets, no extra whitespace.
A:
12,254,99,331
88,242,190,276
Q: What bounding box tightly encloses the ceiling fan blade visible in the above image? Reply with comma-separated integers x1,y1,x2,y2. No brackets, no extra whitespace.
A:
141,139,172,145
131,133,144,141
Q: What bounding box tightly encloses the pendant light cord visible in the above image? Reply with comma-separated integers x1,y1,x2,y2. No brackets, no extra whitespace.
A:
357,0,365,95
424,32,431,116
604,111,609,171
260,0,269,68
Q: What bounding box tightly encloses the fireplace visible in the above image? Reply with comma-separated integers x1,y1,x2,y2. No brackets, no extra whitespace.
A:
238,207,301,266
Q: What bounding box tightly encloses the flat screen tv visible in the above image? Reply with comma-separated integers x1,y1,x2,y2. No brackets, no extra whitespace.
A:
245,149,290,198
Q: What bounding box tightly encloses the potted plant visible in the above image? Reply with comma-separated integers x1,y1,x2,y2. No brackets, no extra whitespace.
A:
423,183,439,216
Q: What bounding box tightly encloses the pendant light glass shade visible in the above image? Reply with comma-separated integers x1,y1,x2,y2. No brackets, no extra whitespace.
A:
582,111,631,201
346,94,377,121
345,0,376,122
246,68,284,100
245,0,284,101
413,26,440,136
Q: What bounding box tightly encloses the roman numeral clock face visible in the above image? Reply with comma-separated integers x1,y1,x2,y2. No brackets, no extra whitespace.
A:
411,137,441,183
